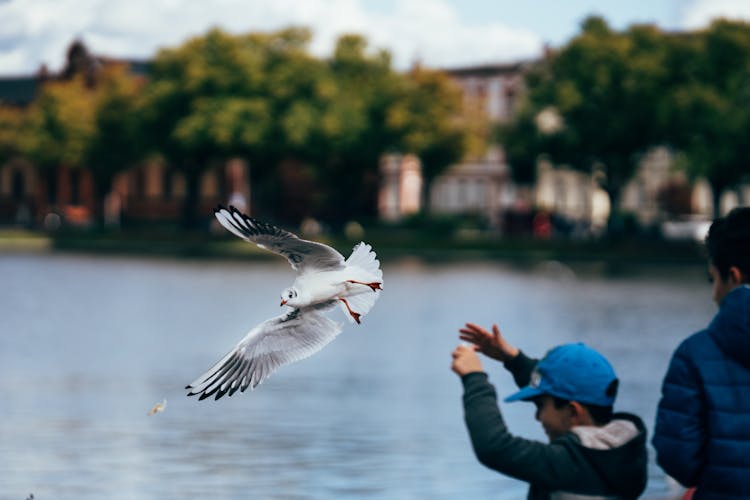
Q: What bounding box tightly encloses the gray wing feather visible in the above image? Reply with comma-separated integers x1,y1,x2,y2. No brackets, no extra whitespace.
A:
214,205,345,273
186,305,342,400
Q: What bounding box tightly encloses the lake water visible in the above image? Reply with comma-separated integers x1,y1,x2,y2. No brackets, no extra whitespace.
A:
0,252,715,499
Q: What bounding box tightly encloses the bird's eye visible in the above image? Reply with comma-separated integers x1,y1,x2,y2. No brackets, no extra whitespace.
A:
288,291,293,298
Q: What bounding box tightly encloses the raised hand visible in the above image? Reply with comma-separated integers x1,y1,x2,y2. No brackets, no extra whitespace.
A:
459,323,519,363
451,344,484,376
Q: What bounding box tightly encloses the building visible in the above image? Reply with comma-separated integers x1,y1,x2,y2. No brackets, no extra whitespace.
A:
428,147,509,227
534,159,610,236
6,39,738,233
445,62,527,123
422,62,528,227
0,40,243,227
378,154,423,222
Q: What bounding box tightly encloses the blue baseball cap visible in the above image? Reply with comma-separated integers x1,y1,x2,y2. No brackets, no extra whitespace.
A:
504,343,618,407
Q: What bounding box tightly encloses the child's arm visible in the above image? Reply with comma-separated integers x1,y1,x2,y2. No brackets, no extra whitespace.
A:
460,372,619,490
504,350,537,388
652,338,706,487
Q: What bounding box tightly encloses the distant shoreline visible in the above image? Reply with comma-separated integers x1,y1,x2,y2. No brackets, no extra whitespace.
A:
0,228,707,268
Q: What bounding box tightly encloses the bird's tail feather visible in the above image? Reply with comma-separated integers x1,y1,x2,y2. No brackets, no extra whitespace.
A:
341,242,382,324
339,285,381,323
346,242,382,280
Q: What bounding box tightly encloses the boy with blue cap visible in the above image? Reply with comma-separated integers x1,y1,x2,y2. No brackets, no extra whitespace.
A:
452,323,647,499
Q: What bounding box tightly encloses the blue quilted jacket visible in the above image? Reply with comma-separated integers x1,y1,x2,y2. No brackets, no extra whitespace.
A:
653,285,750,499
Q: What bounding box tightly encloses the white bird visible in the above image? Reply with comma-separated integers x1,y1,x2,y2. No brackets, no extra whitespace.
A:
186,205,383,400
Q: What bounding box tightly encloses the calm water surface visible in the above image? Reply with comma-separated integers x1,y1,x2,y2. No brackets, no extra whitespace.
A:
0,253,714,499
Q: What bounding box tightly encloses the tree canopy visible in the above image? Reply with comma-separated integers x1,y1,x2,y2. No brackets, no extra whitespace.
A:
0,105,28,166
501,16,750,219
138,27,469,225
24,75,98,172
664,20,750,211
503,18,671,206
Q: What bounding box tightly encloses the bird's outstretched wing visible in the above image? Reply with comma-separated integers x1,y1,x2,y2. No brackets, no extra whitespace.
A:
186,305,342,400
214,205,345,273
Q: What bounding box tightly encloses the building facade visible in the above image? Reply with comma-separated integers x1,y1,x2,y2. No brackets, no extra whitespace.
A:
0,40,244,227
3,40,741,233
418,62,527,227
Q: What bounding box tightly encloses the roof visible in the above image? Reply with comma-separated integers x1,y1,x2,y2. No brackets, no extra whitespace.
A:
444,61,529,78
97,56,151,76
0,76,39,106
0,54,150,108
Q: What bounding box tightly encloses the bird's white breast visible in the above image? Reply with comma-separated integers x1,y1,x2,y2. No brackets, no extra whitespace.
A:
295,270,349,304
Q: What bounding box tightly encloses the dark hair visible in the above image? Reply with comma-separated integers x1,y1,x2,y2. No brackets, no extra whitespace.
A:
705,207,750,282
552,378,619,425
553,397,614,425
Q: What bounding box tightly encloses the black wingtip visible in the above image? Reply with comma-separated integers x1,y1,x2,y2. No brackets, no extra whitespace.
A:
216,204,247,217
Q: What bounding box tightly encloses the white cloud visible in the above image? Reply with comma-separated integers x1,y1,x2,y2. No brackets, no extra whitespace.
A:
681,0,750,29
363,0,542,68
0,0,543,75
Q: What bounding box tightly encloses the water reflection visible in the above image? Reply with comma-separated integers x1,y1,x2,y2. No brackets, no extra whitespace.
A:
0,254,712,499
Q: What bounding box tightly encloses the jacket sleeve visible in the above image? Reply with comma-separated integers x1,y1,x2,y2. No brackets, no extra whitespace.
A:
504,350,537,388
652,337,706,487
461,372,606,490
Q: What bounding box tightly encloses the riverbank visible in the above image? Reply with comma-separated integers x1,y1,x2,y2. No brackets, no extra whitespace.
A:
0,227,707,267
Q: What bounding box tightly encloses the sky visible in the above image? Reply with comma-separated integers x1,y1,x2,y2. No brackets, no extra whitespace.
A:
1,0,750,75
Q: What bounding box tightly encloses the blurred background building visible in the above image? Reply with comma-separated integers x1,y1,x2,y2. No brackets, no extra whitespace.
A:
1,37,747,237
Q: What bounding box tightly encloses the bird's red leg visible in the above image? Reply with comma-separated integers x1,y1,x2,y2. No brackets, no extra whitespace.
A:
339,298,361,324
346,280,382,292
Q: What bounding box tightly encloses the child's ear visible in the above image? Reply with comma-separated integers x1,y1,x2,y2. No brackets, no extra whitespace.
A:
568,401,589,423
729,266,747,285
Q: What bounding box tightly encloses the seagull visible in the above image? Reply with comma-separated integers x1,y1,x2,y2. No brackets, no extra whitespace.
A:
186,205,383,400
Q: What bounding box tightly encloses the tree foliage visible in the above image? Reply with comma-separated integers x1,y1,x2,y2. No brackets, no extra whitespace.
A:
0,105,29,165
24,75,98,171
86,65,146,198
139,27,468,225
664,20,750,211
139,27,320,226
391,66,469,196
508,17,671,206
21,65,145,219
503,16,750,219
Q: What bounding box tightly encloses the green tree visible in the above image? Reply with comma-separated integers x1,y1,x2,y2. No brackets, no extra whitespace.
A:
496,103,569,186
308,34,401,222
141,27,325,227
664,20,750,215
503,17,672,230
390,65,470,213
0,105,29,165
86,65,146,222
24,75,98,205
141,28,469,227
310,37,469,222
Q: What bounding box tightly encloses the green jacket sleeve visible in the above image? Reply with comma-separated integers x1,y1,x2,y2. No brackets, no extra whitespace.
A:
460,371,599,490
504,350,537,388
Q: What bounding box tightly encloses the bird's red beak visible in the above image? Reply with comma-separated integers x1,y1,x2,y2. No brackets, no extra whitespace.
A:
280,299,287,306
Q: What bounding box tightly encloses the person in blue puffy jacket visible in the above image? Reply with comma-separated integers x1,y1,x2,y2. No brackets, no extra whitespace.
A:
653,206,750,498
